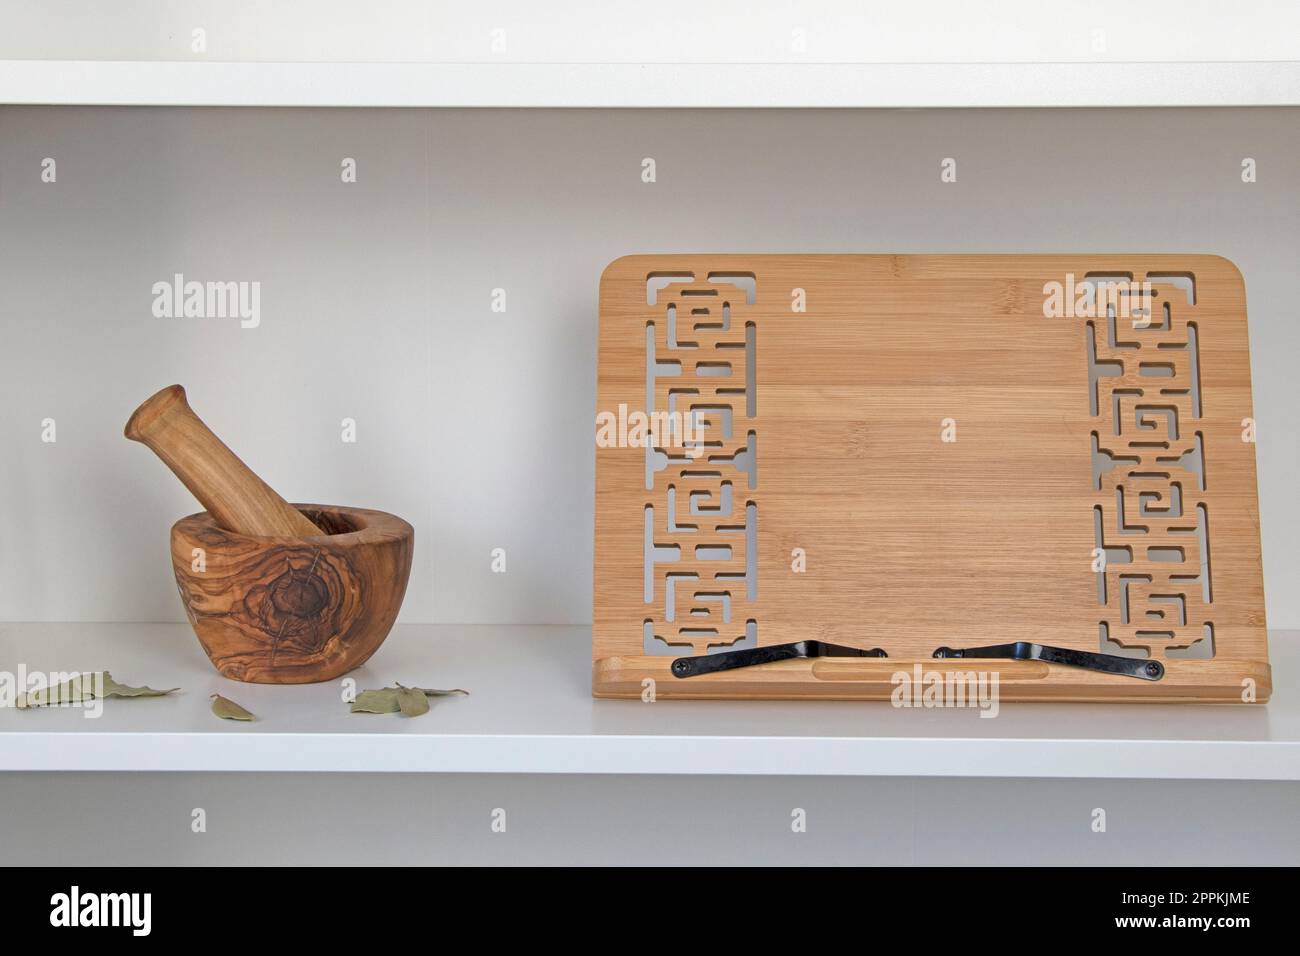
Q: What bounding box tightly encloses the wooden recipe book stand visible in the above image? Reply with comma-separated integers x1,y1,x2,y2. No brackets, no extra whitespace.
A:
593,255,1269,702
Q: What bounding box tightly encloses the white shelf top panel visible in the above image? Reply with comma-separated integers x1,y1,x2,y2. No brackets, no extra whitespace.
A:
0,622,1295,778
2,1,1299,106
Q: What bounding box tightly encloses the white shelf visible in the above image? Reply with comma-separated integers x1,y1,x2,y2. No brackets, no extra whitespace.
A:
4,1,1300,106
0,622,1296,778
3,60,1300,108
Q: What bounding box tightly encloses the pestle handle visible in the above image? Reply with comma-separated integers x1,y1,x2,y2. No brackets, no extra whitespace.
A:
125,384,324,537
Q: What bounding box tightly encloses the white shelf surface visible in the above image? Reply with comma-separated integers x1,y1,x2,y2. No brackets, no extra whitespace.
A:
0,622,1296,779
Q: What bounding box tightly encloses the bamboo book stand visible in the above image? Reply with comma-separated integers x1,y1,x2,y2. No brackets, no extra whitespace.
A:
593,255,1268,702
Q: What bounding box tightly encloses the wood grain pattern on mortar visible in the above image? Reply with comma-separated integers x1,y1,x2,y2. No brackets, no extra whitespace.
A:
592,255,1269,702
171,505,412,683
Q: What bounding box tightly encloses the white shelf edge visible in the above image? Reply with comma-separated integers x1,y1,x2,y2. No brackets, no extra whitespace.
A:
3,732,1297,779
3,60,1300,108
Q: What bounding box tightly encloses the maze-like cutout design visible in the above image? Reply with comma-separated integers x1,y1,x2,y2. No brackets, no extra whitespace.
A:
642,272,757,655
1087,272,1214,658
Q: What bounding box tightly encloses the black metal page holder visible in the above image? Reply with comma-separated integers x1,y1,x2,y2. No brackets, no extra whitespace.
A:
671,640,1164,680
933,642,1164,680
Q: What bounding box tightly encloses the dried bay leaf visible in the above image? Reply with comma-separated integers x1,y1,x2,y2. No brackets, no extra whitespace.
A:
350,684,468,716
16,671,177,708
210,693,255,721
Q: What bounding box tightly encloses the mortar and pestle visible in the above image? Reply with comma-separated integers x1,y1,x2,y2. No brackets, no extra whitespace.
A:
125,384,413,683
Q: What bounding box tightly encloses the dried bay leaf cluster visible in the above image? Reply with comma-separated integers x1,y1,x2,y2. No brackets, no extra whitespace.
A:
351,685,469,717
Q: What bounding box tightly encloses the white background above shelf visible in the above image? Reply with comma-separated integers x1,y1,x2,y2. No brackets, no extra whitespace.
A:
2,0,1299,107
1,623,1295,778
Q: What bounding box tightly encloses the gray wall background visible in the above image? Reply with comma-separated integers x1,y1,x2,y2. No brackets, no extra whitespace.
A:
1,107,1296,627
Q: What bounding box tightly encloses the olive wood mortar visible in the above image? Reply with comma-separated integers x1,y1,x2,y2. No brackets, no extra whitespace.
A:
126,385,413,683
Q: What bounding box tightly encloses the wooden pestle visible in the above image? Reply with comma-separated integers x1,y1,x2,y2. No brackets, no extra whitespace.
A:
125,384,324,537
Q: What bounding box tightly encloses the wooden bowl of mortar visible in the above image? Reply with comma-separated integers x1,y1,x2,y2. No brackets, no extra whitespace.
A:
170,504,413,683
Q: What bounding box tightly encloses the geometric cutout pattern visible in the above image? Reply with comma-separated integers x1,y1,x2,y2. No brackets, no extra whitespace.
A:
1087,271,1214,657
643,271,758,655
